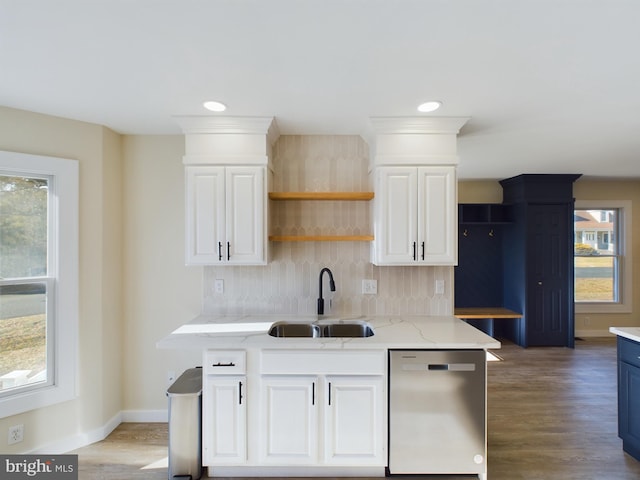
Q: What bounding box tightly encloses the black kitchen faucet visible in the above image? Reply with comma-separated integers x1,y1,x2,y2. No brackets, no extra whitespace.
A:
317,267,336,315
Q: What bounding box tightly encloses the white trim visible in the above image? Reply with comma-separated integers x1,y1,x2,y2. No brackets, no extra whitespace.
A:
575,200,632,314
0,151,79,418
575,329,616,338
28,410,167,454
208,466,385,477
121,409,168,423
369,116,470,134
30,412,122,454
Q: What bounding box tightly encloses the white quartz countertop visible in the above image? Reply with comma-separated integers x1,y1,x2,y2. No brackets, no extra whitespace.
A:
609,326,640,343
157,314,501,350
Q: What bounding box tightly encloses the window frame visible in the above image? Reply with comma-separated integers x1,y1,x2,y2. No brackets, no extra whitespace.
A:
574,200,632,314
0,151,78,418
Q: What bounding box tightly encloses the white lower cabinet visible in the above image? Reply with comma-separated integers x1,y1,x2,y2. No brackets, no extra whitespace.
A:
203,348,386,472
203,376,246,465
323,375,384,465
202,350,247,465
260,376,319,464
259,349,386,468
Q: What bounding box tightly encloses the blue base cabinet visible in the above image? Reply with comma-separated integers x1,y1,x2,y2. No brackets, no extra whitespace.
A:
617,336,640,461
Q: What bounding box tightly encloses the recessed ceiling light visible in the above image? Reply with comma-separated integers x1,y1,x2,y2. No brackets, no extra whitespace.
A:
417,101,442,113
203,101,227,112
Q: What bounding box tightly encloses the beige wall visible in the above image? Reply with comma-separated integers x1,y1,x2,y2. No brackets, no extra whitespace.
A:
0,106,122,452
573,179,640,334
121,135,201,412
459,178,640,336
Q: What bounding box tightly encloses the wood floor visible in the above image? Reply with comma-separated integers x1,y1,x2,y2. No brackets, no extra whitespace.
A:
72,337,640,479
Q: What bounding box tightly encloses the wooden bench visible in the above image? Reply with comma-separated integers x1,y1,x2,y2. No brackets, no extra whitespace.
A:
454,307,522,338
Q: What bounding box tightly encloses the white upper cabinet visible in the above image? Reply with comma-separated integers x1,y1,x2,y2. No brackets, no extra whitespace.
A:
177,116,278,266
186,165,266,265
372,165,456,265
368,116,468,266
417,166,457,264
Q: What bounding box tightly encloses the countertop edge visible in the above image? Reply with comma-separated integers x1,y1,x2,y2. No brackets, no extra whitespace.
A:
609,326,640,343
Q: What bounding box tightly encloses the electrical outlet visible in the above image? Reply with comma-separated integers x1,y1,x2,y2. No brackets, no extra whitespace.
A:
362,279,377,295
215,279,224,294
8,424,24,445
435,280,445,295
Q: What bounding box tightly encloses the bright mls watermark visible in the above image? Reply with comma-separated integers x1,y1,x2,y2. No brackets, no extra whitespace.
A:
0,455,77,479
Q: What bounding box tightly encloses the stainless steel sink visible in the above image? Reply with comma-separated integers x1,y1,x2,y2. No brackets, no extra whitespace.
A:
268,320,374,338
321,321,374,337
268,322,321,338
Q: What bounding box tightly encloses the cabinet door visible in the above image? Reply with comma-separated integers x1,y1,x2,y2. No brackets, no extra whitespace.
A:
225,166,266,265
202,376,246,465
185,166,226,265
417,166,457,265
372,167,417,265
260,376,318,464
620,362,640,456
324,376,385,466
525,203,572,346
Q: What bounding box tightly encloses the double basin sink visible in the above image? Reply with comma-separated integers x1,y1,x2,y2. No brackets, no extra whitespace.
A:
269,319,374,338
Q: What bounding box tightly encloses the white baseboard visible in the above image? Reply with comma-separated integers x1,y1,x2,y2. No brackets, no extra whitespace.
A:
575,329,615,338
31,411,122,454
121,409,168,423
29,410,167,454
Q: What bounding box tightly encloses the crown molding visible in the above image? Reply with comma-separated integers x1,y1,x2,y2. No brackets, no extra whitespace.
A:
369,116,470,135
174,116,280,144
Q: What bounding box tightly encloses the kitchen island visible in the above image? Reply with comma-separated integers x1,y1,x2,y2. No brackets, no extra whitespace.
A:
609,327,640,462
158,315,499,479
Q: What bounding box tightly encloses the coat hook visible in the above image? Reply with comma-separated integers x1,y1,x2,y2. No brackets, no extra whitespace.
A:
463,229,468,237
489,229,494,237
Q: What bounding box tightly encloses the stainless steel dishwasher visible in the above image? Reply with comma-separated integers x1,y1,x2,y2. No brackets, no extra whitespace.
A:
388,349,487,479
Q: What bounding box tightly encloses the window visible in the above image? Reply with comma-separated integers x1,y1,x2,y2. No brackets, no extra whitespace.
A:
574,201,632,314
0,151,78,417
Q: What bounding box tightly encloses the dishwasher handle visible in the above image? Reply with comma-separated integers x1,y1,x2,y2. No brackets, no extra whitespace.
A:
402,363,477,372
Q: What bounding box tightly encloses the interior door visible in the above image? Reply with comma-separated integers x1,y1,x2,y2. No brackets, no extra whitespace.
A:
526,203,573,346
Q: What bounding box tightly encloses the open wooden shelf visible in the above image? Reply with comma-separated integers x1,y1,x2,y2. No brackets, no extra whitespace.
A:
269,235,374,242
269,192,374,201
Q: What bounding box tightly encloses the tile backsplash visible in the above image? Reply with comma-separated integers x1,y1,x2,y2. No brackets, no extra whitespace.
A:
202,135,453,316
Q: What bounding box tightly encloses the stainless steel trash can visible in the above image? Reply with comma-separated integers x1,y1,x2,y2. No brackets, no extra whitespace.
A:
167,367,202,480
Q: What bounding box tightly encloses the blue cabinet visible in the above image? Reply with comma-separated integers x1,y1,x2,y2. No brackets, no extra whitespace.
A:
500,174,580,347
617,336,640,461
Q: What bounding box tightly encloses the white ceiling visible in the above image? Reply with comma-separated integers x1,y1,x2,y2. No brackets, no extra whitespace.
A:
2,0,640,179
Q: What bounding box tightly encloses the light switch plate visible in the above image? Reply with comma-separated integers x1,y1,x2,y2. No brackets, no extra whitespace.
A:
362,279,377,295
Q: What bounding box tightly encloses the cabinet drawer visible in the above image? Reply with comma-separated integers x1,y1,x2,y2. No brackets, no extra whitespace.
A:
619,337,640,369
260,349,385,375
204,350,246,375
